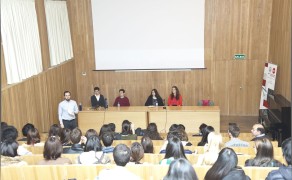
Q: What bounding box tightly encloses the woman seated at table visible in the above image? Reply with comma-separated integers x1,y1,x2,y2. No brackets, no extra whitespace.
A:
145,89,164,106
115,120,137,140
167,86,182,106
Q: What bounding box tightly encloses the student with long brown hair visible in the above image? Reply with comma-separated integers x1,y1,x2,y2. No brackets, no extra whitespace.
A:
167,86,182,106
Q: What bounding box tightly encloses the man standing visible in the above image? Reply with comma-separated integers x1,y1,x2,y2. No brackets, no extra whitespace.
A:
58,91,78,130
113,89,130,106
251,123,269,141
90,87,106,108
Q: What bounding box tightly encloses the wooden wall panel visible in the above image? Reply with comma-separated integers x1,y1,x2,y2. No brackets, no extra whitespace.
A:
269,0,291,100
1,60,77,134
1,45,7,88
67,0,282,116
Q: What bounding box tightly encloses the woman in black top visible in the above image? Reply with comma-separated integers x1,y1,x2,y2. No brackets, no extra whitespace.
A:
145,89,164,106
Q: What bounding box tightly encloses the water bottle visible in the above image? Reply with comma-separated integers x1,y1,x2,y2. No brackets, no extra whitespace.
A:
155,102,158,106
117,102,120,107
79,103,82,111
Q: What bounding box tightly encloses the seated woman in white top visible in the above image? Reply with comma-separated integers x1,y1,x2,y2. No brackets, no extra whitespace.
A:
196,132,223,165
78,135,110,164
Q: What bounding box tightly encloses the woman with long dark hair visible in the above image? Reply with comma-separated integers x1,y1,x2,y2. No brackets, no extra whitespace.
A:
205,148,250,180
245,138,282,167
143,123,163,140
159,137,187,165
145,89,164,106
115,120,137,140
167,86,182,106
197,126,215,146
164,158,198,180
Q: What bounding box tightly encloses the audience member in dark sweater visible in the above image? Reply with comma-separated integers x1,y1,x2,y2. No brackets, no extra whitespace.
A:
205,148,250,180
164,158,198,180
63,128,85,154
245,138,282,167
60,128,72,146
250,123,269,141
113,89,130,106
102,132,114,153
141,136,154,153
115,120,137,140
143,123,163,140
197,126,215,146
91,86,106,108
18,123,34,141
266,137,292,180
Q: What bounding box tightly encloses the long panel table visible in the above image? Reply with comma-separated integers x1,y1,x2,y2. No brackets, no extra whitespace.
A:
78,106,220,134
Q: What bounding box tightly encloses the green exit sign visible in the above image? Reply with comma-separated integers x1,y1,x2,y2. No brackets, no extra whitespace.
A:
234,54,246,60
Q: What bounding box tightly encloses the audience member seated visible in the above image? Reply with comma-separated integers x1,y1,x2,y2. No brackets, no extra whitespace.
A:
141,136,154,153
204,148,250,180
98,144,140,180
160,137,187,165
48,124,62,137
1,139,28,166
197,132,223,165
85,129,98,139
197,125,215,146
18,123,34,141
144,89,164,106
115,120,137,140
99,124,112,140
160,131,192,154
60,128,72,146
38,136,72,165
102,132,114,153
163,158,198,180
108,123,119,139
143,123,163,140
225,124,249,147
194,123,207,136
63,128,85,154
113,89,130,106
129,142,144,164
1,125,31,155
23,128,43,146
169,124,179,132
78,135,110,164
245,138,282,167
167,86,182,106
250,123,269,141
266,137,292,179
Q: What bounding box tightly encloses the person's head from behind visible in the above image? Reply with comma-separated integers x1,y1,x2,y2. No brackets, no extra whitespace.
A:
206,132,223,152
151,89,161,98
254,138,274,160
70,128,82,144
27,128,41,145
281,137,291,165
22,123,34,137
177,124,185,131
119,89,125,98
165,137,186,160
251,123,265,137
0,139,18,157
85,135,102,152
141,136,154,153
147,123,158,133
199,123,207,134
64,91,71,101
1,125,18,142
102,132,114,147
130,142,144,164
176,129,188,142
94,87,100,95
228,124,240,138
113,144,131,166
169,124,179,132
204,148,238,180
200,126,215,144
99,124,112,138
167,131,179,141
164,158,198,180
49,124,61,137
121,120,132,134
85,129,98,139
43,136,63,160
108,123,116,132
60,128,71,144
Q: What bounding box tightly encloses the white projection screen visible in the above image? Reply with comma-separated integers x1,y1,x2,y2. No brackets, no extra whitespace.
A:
91,0,205,70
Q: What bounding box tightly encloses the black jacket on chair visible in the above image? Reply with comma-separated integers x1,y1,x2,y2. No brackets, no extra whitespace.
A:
91,94,105,108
